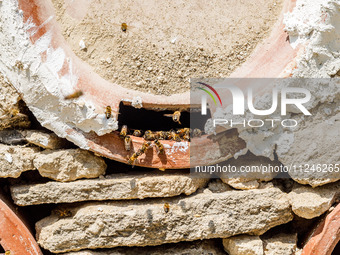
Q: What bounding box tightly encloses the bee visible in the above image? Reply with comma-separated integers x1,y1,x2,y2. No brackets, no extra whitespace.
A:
139,141,151,154
164,203,170,213
154,139,164,154
14,60,24,71
4,251,11,255
128,141,151,165
124,135,132,151
55,208,72,218
182,134,190,141
164,111,181,125
133,129,143,137
158,168,165,171
155,131,166,140
170,130,181,142
121,23,128,32
164,131,172,140
120,125,128,139
143,130,155,141
64,90,83,100
105,106,112,119
193,128,202,137
0,107,19,119
177,128,190,137
128,152,139,165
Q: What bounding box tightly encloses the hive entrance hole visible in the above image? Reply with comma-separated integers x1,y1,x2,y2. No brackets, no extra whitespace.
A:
118,102,211,132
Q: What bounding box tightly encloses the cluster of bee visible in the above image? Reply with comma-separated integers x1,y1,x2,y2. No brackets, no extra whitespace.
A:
118,124,202,165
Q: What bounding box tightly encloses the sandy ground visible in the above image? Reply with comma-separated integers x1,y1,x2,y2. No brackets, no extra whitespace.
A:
52,0,283,95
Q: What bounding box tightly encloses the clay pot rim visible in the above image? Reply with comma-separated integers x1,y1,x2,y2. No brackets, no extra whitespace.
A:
0,192,43,255
15,0,299,169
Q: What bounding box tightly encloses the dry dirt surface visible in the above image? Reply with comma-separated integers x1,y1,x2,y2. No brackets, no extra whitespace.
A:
52,0,282,95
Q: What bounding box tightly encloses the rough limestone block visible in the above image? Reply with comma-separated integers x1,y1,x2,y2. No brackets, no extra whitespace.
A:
33,149,106,182
281,110,340,187
223,235,263,255
288,182,340,219
61,240,225,255
10,172,209,206
22,130,69,149
36,187,293,253
263,233,298,255
0,144,39,178
220,153,281,190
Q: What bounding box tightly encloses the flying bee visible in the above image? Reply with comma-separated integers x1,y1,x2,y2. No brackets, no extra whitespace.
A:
164,111,181,125
155,131,166,140
64,90,83,100
124,135,132,151
143,130,155,141
55,208,72,218
105,106,112,119
120,125,128,139
154,139,165,154
133,129,143,137
193,128,202,137
164,203,170,213
128,152,139,165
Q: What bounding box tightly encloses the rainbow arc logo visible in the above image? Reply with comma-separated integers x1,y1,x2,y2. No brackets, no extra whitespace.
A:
197,82,223,107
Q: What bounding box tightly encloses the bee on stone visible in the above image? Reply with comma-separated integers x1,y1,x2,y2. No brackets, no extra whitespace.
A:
55,208,72,218
105,106,112,119
164,203,170,213
121,23,128,32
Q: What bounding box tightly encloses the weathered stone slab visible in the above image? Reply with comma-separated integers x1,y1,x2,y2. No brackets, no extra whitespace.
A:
22,130,69,149
62,240,225,255
0,73,31,131
281,109,340,187
223,235,263,255
220,153,280,190
10,172,208,206
36,187,293,253
262,233,298,255
223,233,298,255
288,182,340,219
33,149,106,182
0,144,39,178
